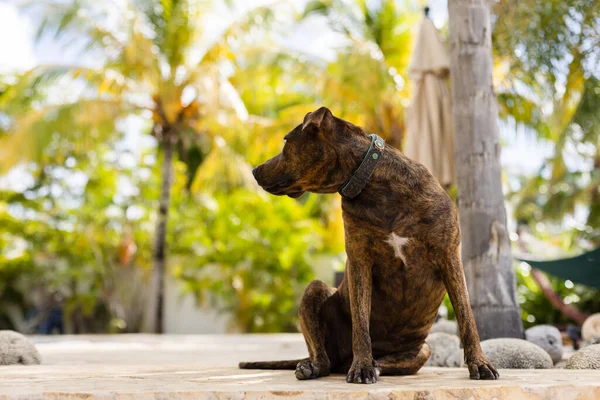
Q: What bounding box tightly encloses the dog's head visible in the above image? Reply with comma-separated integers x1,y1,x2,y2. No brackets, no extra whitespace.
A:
252,107,368,198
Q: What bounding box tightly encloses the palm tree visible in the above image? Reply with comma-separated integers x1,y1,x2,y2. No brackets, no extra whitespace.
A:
302,0,417,148
493,0,600,248
0,0,274,333
448,0,523,339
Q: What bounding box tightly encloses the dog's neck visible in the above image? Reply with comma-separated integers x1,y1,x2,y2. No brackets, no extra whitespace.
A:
339,134,425,205
337,128,372,170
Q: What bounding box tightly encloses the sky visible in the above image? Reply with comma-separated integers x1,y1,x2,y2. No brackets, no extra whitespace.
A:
0,2,35,73
0,0,553,183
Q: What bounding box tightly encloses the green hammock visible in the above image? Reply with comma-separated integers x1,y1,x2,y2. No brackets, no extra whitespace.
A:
517,247,600,290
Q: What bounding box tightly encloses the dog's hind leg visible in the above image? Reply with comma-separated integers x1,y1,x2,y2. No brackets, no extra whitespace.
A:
376,344,431,376
296,279,339,380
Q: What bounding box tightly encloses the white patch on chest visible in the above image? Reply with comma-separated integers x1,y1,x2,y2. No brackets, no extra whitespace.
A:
386,233,410,264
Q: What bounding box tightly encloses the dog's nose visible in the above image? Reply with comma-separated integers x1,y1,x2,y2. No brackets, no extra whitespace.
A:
252,166,259,178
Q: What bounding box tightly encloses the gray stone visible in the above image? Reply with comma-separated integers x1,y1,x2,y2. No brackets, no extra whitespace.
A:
425,332,461,367
582,336,600,347
525,325,563,364
479,338,553,369
446,348,465,367
430,320,459,336
554,360,567,369
565,344,600,369
0,330,41,365
581,313,600,341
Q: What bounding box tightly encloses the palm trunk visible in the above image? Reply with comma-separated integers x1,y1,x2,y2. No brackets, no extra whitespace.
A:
448,0,523,339
147,131,175,334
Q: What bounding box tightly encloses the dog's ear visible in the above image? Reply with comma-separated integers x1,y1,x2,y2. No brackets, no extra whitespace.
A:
302,107,334,133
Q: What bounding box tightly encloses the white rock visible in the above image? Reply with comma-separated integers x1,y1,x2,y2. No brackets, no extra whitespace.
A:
581,313,600,341
0,330,41,365
565,344,600,369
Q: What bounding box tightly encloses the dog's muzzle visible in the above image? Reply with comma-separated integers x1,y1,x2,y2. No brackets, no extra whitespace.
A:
253,166,304,198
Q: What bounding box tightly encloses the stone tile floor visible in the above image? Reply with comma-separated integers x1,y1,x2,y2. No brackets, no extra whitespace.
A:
1,334,599,399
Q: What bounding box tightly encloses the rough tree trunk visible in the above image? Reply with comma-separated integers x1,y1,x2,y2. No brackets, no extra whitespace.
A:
146,131,175,334
448,0,523,339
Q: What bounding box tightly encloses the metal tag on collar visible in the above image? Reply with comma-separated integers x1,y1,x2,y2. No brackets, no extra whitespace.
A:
374,135,385,150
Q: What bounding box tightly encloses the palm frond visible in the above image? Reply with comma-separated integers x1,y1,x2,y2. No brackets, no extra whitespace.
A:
0,65,141,111
197,0,285,67
28,0,161,85
497,92,552,140
0,99,136,173
134,0,207,70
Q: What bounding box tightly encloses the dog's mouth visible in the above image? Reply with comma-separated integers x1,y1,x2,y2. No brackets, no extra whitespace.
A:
285,190,306,198
260,179,305,198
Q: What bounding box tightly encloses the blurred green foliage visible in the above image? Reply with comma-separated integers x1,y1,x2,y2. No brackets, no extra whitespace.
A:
494,0,600,248
492,0,600,325
0,135,336,332
0,141,154,333
172,190,323,332
0,0,337,333
515,264,600,329
442,262,600,328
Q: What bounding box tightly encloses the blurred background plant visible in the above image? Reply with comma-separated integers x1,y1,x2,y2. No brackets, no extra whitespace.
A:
492,0,600,327
172,190,325,332
494,0,600,248
0,0,598,333
516,264,600,329
0,139,154,333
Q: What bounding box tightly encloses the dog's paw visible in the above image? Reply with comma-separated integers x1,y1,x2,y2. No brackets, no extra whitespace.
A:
295,358,329,380
346,358,380,384
467,356,499,380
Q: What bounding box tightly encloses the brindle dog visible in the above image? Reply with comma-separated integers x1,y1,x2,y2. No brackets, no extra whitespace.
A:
240,107,499,384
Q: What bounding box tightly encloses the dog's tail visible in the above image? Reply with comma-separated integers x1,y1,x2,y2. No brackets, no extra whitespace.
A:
239,359,301,370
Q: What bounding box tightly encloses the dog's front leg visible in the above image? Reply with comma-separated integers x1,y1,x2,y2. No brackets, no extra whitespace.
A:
441,251,499,380
345,241,380,384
